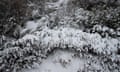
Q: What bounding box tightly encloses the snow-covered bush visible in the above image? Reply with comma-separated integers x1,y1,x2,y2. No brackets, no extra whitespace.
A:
73,6,120,37
0,34,45,72
90,7,120,29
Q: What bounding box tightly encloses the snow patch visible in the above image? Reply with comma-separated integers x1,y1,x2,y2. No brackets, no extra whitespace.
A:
22,50,85,72
25,21,39,31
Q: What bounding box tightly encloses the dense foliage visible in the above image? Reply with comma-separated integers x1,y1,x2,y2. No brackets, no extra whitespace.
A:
0,0,28,37
0,0,120,72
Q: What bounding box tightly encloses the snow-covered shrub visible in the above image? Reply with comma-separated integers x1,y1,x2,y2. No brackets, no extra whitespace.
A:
90,7,120,29
0,34,46,72
73,6,120,37
86,7,120,37
90,25,120,38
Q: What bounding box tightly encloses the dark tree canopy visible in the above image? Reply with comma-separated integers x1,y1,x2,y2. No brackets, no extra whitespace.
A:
0,0,28,36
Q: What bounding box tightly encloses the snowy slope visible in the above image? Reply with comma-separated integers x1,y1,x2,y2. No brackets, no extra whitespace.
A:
22,50,85,72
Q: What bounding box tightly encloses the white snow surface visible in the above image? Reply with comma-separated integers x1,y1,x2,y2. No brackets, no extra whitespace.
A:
25,21,39,31
21,50,85,72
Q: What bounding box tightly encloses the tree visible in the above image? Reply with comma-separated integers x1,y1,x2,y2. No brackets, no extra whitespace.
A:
0,0,28,38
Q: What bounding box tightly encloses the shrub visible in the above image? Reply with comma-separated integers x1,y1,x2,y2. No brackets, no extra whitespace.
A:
0,34,44,72
72,3,120,37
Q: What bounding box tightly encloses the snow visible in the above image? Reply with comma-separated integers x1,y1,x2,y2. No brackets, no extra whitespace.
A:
25,21,39,31
21,50,85,72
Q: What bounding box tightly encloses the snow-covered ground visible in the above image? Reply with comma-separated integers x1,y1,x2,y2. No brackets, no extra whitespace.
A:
21,50,85,72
